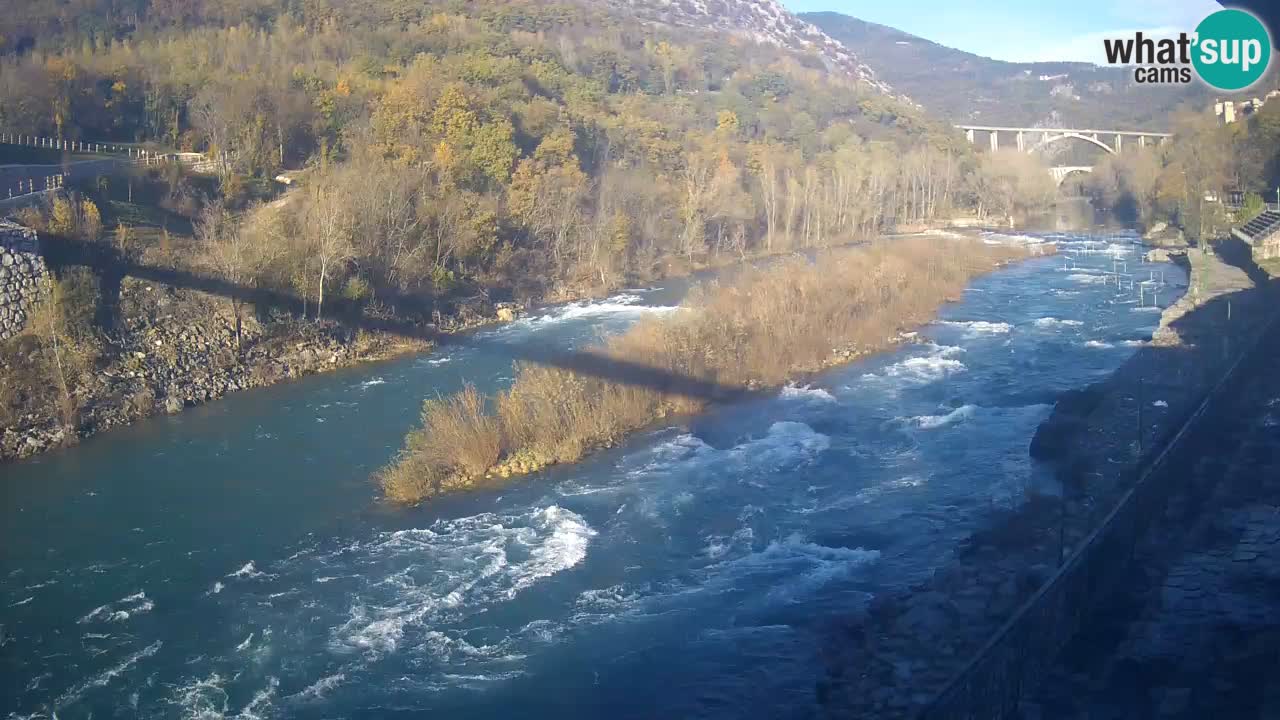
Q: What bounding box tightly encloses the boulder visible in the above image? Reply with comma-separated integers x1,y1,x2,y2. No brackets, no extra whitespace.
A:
1146,225,1188,248
1142,222,1167,239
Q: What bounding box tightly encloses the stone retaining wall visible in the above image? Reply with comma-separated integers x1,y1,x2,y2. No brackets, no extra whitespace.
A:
0,221,47,340
1256,234,1280,261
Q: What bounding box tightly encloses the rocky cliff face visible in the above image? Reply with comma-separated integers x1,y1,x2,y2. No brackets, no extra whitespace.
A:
604,0,891,92
0,221,48,340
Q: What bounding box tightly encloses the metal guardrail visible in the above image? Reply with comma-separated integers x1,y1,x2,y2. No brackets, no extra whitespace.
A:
1,133,213,174
0,152,216,200
0,132,153,158
3,173,64,200
0,188,59,213
917,306,1280,719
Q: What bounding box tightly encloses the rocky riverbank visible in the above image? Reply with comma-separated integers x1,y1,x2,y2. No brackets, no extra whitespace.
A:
0,275,525,462
818,242,1280,718
1022,317,1280,719
4,224,945,466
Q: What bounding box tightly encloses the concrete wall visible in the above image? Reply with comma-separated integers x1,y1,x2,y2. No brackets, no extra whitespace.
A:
0,221,48,340
1255,235,1280,262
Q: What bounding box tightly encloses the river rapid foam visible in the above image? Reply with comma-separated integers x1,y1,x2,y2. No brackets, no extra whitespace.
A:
0,232,1188,719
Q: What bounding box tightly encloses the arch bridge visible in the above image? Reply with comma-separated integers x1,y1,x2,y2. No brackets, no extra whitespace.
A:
957,125,1173,185
1049,165,1094,186
955,125,1172,155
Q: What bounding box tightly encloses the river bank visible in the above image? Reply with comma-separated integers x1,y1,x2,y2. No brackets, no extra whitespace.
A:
2,213,991,465
0,235,772,463
817,241,1279,718
0,277,424,461
1023,295,1280,719
1,227,1172,720
0,261,543,461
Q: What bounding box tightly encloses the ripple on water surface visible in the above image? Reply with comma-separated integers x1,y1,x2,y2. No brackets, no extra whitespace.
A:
0,231,1189,719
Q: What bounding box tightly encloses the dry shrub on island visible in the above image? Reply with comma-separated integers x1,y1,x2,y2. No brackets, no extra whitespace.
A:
380,237,1037,503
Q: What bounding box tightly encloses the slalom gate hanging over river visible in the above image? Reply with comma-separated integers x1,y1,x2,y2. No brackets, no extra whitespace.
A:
0,230,1186,720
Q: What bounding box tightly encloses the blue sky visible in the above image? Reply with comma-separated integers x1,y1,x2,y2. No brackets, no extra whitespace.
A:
783,0,1223,64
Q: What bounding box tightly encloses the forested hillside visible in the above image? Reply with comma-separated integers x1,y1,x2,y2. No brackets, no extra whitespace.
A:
0,0,1064,458
0,0,1057,308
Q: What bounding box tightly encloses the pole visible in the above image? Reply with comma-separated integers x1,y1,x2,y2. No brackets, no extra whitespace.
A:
1137,375,1144,457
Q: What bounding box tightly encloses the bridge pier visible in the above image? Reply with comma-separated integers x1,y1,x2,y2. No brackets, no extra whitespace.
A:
953,125,1172,156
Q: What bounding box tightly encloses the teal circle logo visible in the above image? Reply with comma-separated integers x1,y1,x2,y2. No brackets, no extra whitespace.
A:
1192,9,1272,91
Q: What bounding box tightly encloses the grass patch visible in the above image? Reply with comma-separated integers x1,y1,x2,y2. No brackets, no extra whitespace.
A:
380,237,1039,503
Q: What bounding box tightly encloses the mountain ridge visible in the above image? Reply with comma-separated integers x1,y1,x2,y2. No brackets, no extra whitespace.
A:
601,0,892,92
802,10,1212,130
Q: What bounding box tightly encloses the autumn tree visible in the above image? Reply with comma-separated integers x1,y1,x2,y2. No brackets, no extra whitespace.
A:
509,128,589,277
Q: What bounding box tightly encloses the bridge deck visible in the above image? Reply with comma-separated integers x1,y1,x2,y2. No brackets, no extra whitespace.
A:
955,125,1172,137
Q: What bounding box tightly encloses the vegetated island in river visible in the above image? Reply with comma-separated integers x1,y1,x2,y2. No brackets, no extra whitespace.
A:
380,235,1046,503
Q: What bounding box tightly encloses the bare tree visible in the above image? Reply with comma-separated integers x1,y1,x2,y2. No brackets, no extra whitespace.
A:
303,180,354,322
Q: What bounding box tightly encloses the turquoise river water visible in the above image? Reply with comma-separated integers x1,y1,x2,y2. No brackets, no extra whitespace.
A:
0,230,1185,719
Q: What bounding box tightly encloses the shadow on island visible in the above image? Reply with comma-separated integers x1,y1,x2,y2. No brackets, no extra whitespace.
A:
36,228,1280,716
30,217,1280,719
815,239,1280,718
38,233,759,404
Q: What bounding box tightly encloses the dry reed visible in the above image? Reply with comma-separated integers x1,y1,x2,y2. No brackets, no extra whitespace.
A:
380,237,1035,502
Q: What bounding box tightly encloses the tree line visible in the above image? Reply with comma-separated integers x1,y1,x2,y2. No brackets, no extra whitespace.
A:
0,0,1061,319
1084,104,1280,243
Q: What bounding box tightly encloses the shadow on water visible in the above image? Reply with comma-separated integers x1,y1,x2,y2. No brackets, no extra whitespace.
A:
38,234,757,404
816,237,1280,716
21,224,1277,718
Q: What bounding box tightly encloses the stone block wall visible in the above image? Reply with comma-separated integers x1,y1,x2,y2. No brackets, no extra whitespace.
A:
1255,234,1280,262
0,220,48,340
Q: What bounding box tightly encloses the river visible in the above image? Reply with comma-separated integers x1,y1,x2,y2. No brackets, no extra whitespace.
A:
0,230,1185,719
